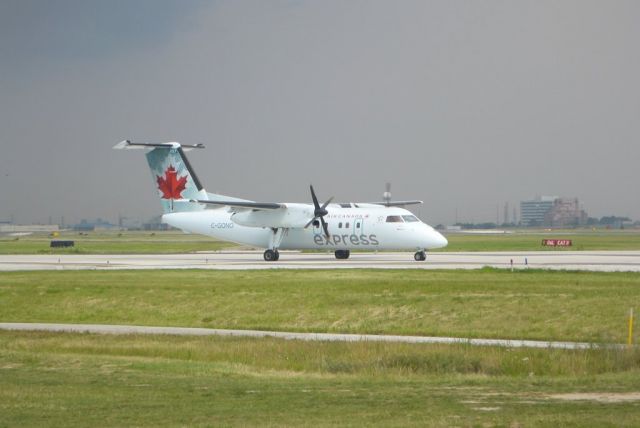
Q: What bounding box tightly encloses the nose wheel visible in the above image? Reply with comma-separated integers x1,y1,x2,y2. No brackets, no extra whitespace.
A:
263,249,280,261
414,251,426,261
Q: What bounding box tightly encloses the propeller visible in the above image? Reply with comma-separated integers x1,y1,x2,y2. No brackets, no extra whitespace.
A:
304,185,333,238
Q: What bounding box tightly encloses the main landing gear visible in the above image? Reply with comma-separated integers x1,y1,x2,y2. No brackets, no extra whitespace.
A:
263,228,287,262
414,250,426,261
335,250,350,260
264,249,280,261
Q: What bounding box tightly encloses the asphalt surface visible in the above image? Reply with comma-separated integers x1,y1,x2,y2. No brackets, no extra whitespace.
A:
0,322,618,350
1,251,640,271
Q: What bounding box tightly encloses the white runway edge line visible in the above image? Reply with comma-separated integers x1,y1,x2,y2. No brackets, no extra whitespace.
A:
0,323,625,350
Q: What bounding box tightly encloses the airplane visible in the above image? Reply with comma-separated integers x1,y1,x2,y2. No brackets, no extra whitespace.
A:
114,140,447,261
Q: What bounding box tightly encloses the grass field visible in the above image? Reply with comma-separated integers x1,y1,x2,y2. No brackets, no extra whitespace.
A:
436,230,640,252
2,269,639,342
2,331,640,426
0,230,236,254
3,269,640,426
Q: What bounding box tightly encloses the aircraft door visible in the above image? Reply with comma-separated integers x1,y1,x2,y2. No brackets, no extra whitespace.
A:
353,218,363,234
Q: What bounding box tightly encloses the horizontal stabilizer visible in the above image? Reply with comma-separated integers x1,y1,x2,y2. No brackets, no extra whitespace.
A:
113,140,205,151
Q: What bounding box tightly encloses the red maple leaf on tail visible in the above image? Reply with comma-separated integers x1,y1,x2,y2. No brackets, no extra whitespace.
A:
157,165,188,199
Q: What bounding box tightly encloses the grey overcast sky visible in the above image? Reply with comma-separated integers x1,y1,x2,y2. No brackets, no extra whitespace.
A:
1,0,639,226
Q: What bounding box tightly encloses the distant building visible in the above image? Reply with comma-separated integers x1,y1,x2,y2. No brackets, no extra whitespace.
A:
72,218,117,231
520,196,588,227
142,215,171,231
142,222,171,231
520,196,557,226
544,198,588,227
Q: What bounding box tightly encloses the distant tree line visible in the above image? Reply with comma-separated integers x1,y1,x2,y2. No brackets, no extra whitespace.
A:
587,216,631,226
447,216,634,230
454,222,499,229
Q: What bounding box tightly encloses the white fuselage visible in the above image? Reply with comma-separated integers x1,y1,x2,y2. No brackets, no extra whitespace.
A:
163,205,448,251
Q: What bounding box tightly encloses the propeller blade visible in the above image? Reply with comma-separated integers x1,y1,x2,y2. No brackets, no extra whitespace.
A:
309,185,330,235
320,217,330,238
304,217,317,229
310,185,320,210
320,196,334,210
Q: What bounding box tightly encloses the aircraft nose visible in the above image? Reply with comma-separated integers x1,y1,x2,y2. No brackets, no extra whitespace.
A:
429,229,448,249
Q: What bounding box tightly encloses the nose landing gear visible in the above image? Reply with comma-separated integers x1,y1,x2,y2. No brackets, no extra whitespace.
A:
414,250,426,261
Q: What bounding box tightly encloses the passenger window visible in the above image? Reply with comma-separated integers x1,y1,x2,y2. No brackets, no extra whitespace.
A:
402,215,419,222
386,216,404,223
345,222,349,228
338,222,342,228
356,221,361,228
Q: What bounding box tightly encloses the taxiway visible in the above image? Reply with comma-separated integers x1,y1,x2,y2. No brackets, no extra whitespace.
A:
0,322,619,350
1,251,639,271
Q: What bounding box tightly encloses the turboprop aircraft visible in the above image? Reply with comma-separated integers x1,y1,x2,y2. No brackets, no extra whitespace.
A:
114,141,447,261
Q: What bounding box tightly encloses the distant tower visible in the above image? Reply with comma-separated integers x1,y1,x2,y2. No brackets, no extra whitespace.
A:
512,207,517,224
383,182,391,205
503,202,509,225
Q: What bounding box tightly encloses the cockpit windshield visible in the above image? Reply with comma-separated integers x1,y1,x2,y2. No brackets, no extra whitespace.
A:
386,215,404,223
402,215,419,222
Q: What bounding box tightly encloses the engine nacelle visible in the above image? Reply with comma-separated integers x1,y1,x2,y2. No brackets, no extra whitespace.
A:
231,204,313,228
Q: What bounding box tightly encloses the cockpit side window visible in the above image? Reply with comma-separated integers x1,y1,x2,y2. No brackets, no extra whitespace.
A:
386,215,404,223
402,215,419,222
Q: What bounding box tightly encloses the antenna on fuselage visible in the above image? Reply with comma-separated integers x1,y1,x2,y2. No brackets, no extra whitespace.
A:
383,182,392,205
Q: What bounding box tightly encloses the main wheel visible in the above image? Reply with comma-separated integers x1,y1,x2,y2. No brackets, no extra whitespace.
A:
414,251,426,261
264,249,277,261
274,250,280,261
335,250,350,260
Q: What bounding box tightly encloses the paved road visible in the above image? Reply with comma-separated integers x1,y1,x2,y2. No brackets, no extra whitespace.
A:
0,322,618,350
1,251,640,271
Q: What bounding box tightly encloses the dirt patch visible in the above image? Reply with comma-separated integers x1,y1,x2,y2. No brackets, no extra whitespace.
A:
550,392,640,403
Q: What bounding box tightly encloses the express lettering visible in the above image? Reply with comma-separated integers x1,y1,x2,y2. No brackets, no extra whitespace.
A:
313,234,379,246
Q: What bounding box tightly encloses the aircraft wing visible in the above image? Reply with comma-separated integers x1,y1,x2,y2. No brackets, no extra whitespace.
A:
191,200,284,210
363,200,424,207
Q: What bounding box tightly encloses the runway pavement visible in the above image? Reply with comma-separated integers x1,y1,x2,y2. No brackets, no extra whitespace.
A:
1,251,640,271
0,322,619,350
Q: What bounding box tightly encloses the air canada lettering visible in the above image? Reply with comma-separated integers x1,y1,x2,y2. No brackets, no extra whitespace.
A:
313,233,379,246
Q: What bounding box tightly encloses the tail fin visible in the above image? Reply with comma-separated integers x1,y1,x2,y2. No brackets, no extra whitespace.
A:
114,140,208,213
